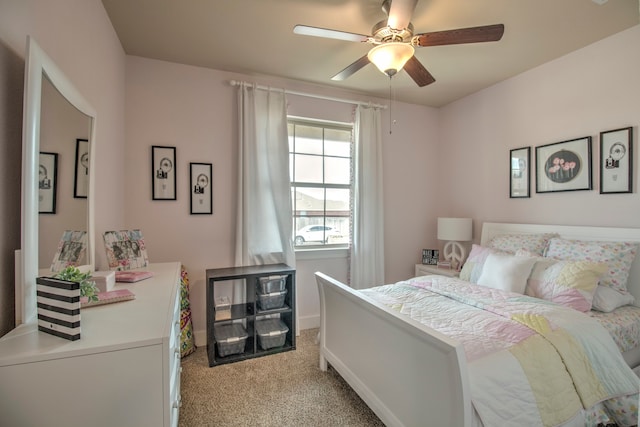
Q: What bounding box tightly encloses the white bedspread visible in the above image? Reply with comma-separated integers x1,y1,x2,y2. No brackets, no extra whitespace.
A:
361,275,639,427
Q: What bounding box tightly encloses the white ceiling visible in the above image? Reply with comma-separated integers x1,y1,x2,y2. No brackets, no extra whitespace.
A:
101,0,639,107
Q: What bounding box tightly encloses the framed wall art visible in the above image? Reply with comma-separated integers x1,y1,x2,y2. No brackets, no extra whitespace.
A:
74,138,89,198
600,127,633,194
190,162,212,214
39,151,58,214
152,145,176,200
535,136,592,193
510,146,530,198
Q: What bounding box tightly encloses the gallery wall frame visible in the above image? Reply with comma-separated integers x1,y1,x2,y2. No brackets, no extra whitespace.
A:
74,138,89,198
152,145,176,200
39,151,58,214
535,136,592,193
600,127,633,194
190,162,212,214
510,146,530,198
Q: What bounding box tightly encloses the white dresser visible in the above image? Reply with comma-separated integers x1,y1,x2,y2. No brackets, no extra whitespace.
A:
0,262,182,427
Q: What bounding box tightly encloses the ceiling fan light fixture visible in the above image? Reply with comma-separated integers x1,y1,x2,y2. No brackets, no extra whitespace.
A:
367,42,415,77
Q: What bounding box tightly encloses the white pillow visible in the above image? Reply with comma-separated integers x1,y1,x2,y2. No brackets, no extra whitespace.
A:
591,285,635,312
477,253,537,294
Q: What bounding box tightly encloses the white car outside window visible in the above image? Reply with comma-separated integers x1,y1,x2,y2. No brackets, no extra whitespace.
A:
295,225,341,245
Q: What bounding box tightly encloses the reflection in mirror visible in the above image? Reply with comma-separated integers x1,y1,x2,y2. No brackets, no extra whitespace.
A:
19,36,96,325
38,77,91,270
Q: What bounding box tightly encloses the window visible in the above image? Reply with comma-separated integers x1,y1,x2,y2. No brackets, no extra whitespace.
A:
288,118,352,248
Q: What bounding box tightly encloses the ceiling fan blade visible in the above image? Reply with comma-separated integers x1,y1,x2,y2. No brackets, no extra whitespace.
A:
293,25,369,43
331,55,371,81
414,24,504,47
403,56,435,87
387,0,418,30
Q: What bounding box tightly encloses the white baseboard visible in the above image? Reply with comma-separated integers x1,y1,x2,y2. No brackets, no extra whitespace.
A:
298,314,320,330
192,314,320,348
194,329,207,348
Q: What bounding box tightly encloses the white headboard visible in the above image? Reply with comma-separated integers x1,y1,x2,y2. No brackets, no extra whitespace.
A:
480,222,640,307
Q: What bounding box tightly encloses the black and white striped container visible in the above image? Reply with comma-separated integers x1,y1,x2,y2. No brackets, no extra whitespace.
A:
36,277,81,341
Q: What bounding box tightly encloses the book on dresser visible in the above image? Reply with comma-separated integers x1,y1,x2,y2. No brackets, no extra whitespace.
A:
115,270,154,282
81,289,136,307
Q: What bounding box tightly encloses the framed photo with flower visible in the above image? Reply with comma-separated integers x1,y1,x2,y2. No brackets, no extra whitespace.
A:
535,136,592,193
103,229,149,271
510,146,530,198
600,127,632,194
50,230,87,272
152,145,176,200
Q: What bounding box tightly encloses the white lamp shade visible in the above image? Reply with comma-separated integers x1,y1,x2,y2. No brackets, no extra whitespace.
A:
437,218,473,242
367,42,415,77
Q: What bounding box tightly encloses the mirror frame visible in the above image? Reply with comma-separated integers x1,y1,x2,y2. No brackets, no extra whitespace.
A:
19,36,96,325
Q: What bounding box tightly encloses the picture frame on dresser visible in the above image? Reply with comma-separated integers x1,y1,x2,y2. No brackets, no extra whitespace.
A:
38,152,58,214
510,146,530,198
152,145,177,200
103,229,149,270
600,127,633,194
190,162,212,214
535,136,592,193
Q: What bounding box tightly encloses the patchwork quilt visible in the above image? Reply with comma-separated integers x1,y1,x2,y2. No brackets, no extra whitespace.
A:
361,275,639,427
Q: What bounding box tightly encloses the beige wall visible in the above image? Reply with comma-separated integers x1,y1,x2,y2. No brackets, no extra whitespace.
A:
439,25,640,239
124,56,441,337
0,0,126,336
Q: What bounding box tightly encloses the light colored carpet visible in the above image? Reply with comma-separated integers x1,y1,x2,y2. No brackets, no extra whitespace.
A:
179,328,385,427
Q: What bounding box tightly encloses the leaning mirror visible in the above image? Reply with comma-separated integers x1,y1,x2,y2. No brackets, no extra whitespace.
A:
19,36,96,325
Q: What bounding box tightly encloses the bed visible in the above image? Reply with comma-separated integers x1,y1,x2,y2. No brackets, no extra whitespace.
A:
315,222,640,427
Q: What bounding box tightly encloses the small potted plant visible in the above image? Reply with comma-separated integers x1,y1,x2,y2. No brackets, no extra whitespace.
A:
55,266,99,303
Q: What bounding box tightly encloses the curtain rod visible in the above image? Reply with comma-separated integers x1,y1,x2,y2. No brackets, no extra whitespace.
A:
229,79,388,109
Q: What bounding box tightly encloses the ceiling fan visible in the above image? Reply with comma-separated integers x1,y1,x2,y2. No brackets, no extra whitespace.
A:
293,0,504,87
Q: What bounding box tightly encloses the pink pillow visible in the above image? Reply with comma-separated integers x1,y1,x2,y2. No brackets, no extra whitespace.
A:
520,251,607,312
544,238,637,296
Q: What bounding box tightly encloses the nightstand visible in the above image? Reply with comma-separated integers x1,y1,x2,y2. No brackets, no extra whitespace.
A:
415,263,460,278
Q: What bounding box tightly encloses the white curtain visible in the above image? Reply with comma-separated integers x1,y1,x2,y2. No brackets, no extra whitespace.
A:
350,105,384,289
235,84,295,269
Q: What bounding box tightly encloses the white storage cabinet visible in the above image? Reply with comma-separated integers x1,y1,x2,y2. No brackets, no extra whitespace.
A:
0,262,182,427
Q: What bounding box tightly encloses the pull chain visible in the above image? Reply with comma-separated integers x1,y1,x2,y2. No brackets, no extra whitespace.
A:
389,76,393,134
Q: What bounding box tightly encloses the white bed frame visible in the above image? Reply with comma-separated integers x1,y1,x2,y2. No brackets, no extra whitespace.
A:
316,222,640,427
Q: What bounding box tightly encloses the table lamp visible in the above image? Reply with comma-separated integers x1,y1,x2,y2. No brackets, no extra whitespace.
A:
437,217,473,270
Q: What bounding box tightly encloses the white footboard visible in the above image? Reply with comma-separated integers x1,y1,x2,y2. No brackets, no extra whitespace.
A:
316,272,471,427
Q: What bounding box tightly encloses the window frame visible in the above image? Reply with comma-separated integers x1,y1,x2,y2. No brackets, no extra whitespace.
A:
288,116,353,251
